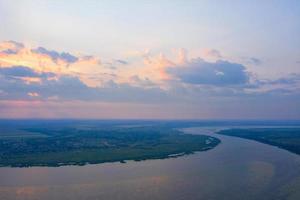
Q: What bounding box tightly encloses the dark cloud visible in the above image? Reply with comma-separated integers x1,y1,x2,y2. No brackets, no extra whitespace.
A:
0,75,85,100
167,59,250,86
2,49,19,55
0,67,169,103
269,74,300,85
257,73,300,86
104,59,129,70
0,62,299,105
130,75,156,87
0,40,24,55
115,59,128,65
0,66,55,79
94,81,168,103
31,47,78,63
7,40,24,48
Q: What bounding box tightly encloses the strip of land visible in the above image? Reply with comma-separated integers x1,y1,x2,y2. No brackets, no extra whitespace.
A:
218,128,300,155
0,125,220,167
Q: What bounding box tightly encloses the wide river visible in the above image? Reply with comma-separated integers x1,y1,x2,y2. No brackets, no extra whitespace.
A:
1,127,300,200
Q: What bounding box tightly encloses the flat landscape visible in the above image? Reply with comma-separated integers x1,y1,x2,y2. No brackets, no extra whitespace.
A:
0,121,220,167
218,128,300,155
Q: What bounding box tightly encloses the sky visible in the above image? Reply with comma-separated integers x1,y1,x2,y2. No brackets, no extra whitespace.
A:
0,0,299,119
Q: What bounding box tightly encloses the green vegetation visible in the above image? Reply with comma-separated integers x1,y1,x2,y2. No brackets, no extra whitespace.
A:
218,128,300,155
0,124,220,167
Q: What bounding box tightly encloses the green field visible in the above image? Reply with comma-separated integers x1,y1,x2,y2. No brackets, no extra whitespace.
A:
0,124,220,167
218,128,300,155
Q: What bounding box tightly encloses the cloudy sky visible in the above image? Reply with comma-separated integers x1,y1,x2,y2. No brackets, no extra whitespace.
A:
0,0,299,119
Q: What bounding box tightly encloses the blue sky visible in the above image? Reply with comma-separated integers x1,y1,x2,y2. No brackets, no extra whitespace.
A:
0,0,299,119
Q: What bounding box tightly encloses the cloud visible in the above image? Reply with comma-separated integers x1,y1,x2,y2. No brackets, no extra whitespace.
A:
247,57,262,65
142,52,176,81
249,73,300,94
0,41,299,109
0,65,169,103
0,71,88,100
31,47,78,64
129,75,156,87
200,49,222,60
177,48,188,64
266,74,300,85
115,59,128,65
0,41,106,87
0,40,24,55
167,58,250,86
0,66,55,79
27,92,39,97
